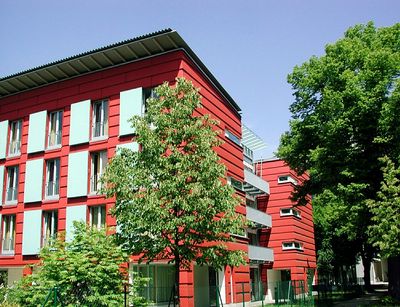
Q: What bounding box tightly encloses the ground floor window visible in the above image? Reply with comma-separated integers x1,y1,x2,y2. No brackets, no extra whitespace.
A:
130,264,175,304
0,271,7,286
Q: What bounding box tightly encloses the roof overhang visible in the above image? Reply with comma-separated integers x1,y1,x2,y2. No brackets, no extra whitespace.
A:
242,124,267,151
0,29,241,114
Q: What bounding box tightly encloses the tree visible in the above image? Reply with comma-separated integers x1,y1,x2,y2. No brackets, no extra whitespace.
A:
5,222,148,307
102,77,246,303
278,22,400,292
368,157,400,299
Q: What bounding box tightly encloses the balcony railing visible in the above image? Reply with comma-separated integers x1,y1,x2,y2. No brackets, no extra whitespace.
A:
243,169,270,195
47,131,62,148
90,174,102,193
246,206,272,229
45,180,59,198
8,140,21,156
42,234,57,247
248,245,274,263
6,187,17,203
92,122,107,138
2,238,15,255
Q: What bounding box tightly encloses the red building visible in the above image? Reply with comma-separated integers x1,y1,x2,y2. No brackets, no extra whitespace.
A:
0,29,315,306
259,158,317,296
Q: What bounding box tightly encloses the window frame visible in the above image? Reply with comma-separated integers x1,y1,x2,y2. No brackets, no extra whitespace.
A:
89,205,106,229
45,159,60,200
47,110,63,149
42,210,58,247
1,215,16,255
277,175,298,185
5,165,19,205
224,129,242,147
280,207,301,219
91,99,108,141
90,150,107,194
8,120,22,157
282,241,303,251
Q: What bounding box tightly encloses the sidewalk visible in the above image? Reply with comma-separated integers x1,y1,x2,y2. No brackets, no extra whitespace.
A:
333,289,388,306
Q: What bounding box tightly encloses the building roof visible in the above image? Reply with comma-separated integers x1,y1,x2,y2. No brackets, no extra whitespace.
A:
0,29,241,113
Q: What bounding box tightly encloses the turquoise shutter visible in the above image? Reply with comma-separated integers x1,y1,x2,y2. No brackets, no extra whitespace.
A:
0,120,8,159
24,159,44,203
27,111,47,153
66,205,87,242
67,151,88,198
0,166,4,204
70,100,90,145
119,88,143,136
116,142,139,152
22,210,42,255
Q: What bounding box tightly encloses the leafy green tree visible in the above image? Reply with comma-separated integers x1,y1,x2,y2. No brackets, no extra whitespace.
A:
278,22,400,292
102,77,246,303
368,157,400,299
5,222,148,307
368,157,400,258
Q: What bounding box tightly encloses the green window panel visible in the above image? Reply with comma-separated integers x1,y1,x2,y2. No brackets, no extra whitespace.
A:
22,210,41,255
119,88,143,136
66,205,86,242
27,111,47,153
0,120,8,159
70,100,90,145
0,166,4,204
24,159,44,203
67,151,88,198
116,142,139,153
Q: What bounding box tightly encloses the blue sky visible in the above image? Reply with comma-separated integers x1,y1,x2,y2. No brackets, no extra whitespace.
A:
1,0,398,157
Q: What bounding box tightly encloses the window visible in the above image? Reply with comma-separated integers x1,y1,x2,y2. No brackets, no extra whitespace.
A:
5,166,18,204
90,151,107,194
89,205,106,229
42,210,58,246
1,215,16,255
280,208,301,219
227,176,243,191
143,87,158,114
91,100,108,139
282,241,303,251
45,159,60,199
131,264,175,304
278,175,297,185
248,231,259,246
8,120,22,156
47,111,62,148
225,130,241,147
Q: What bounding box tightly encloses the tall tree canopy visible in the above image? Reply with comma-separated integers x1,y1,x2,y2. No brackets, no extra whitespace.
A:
278,22,400,293
102,78,246,302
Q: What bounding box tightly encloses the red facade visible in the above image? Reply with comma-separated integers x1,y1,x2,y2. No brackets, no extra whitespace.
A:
0,30,316,306
259,159,317,283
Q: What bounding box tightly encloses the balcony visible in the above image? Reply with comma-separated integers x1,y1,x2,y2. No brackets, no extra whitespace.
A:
248,245,274,264
246,206,272,229
243,169,270,195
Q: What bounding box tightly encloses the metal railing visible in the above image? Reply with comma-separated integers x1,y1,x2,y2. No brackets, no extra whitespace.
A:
90,174,102,193
92,122,107,138
6,187,17,202
1,238,15,255
45,180,59,198
47,131,62,148
8,140,21,155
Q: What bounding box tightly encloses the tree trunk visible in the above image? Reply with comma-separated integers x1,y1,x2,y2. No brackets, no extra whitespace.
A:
361,254,373,292
174,255,180,306
388,256,400,300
